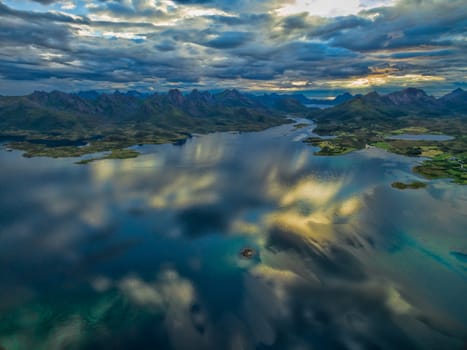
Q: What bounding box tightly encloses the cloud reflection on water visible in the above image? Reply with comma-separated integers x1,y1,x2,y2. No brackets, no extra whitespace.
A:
0,123,466,349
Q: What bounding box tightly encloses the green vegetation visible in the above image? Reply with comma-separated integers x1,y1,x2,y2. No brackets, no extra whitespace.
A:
305,118,467,184
4,115,289,160
1,88,466,183
372,141,391,150
293,123,311,129
414,154,467,185
306,122,467,184
391,181,427,190
390,126,430,135
305,89,467,184
7,130,192,160
304,137,355,155
0,89,293,161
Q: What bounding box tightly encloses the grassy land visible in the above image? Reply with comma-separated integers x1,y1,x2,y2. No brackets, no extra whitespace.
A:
0,90,296,161
414,154,467,184
305,116,467,184
2,117,291,162
9,132,184,159
304,137,356,155
293,123,311,129
390,126,430,134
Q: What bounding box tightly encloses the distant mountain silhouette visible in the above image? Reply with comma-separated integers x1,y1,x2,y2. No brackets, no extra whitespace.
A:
313,88,467,123
0,89,296,134
248,91,357,108
1,87,465,135
438,88,467,112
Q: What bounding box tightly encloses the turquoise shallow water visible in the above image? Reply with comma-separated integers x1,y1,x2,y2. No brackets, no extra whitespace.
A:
0,120,466,350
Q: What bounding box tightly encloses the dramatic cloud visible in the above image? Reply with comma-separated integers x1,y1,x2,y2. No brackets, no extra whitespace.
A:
0,0,465,94
30,0,59,3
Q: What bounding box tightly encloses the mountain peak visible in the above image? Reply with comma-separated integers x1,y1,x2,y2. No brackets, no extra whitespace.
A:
220,88,242,98
333,92,354,104
400,87,427,95
167,89,184,105
213,89,258,107
385,87,436,105
364,91,380,99
168,88,182,95
186,89,213,108
77,90,100,100
439,87,467,106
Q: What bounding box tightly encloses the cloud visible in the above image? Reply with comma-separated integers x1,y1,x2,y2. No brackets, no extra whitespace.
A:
0,2,89,23
29,0,59,3
171,0,213,3
0,0,465,94
323,0,467,51
203,31,253,49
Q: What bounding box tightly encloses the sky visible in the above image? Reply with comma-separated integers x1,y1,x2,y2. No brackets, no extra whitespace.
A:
0,0,466,96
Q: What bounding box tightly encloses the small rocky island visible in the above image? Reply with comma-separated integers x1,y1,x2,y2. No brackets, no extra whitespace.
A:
240,247,256,259
391,181,427,190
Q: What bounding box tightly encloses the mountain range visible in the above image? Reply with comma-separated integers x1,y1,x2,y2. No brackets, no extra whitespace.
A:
0,86,466,160
0,88,302,159
312,87,467,124
245,92,357,108
1,87,466,137
0,89,293,135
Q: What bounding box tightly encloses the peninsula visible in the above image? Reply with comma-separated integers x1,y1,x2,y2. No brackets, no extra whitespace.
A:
305,88,467,184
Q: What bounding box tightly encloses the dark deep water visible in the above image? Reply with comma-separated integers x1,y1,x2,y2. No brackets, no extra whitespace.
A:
0,120,466,350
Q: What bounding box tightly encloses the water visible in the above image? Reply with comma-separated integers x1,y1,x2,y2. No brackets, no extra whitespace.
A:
304,103,333,109
387,133,455,141
0,120,466,350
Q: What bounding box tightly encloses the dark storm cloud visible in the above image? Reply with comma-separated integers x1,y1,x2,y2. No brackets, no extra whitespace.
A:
0,0,465,93
203,31,253,49
206,13,272,26
0,4,75,51
280,12,310,32
386,49,456,59
171,0,212,3
0,22,70,51
211,40,364,82
0,2,89,23
284,42,357,61
155,40,176,52
306,15,369,39
29,0,59,3
320,1,467,51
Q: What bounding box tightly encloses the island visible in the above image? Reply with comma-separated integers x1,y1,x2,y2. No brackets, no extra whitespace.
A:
391,181,427,190
240,247,256,259
304,88,467,184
